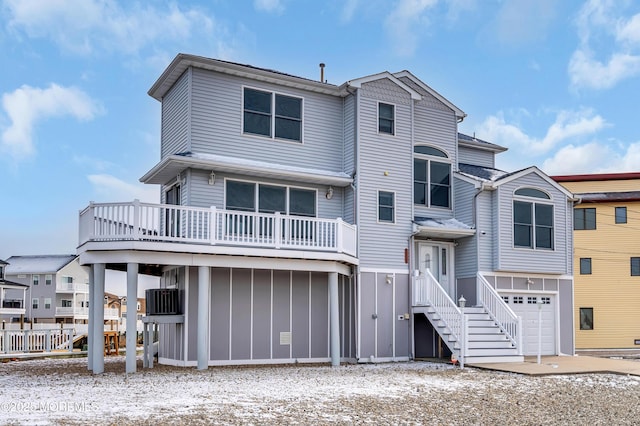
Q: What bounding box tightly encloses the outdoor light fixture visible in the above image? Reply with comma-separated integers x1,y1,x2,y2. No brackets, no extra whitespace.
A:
208,172,216,185
326,186,334,199
385,274,393,284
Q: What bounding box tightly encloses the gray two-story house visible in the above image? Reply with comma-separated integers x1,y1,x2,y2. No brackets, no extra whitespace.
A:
78,54,575,373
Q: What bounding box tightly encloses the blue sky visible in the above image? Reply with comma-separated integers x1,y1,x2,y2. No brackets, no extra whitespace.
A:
1,0,639,260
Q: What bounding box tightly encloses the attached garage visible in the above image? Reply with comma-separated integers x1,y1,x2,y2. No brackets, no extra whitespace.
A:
501,293,557,356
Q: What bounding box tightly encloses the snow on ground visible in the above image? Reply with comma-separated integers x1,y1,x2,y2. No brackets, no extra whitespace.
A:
1,356,640,425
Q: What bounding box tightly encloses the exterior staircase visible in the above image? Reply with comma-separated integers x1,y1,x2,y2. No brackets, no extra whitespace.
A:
414,271,524,365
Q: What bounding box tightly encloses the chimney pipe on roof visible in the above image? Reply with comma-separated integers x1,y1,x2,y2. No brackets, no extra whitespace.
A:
319,63,325,83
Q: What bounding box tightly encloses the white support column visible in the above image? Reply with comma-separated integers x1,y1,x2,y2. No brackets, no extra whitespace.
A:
92,263,105,374
197,266,210,370
329,272,340,367
87,266,94,371
142,322,148,368
126,263,138,373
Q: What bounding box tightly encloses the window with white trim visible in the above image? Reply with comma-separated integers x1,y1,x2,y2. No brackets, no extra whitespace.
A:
243,88,302,142
32,298,39,309
45,274,52,285
33,274,40,285
225,180,316,217
62,276,73,284
378,103,394,135
414,146,451,209
513,188,554,250
378,191,395,223
61,300,72,308
44,298,51,309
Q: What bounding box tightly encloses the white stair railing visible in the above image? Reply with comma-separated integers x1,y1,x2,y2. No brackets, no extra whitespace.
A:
415,270,466,367
476,273,522,352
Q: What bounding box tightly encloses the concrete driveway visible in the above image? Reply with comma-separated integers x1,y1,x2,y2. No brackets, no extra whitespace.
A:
470,355,640,376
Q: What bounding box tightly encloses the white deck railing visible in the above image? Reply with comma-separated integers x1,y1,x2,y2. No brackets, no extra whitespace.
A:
56,282,89,293
55,307,119,320
79,201,357,257
476,273,522,352
414,270,466,365
0,329,74,354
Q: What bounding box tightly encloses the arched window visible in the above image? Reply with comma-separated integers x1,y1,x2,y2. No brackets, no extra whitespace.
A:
414,145,451,209
513,187,554,250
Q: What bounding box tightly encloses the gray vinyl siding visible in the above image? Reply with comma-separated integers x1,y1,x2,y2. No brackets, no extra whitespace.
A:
413,106,458,221
453,178,478,277
357,81,413,269
559,279,574,355
344,94,356,175
495,173,572,274
161,69,190,158
190,68,344,173
458,146,495,169
477,190,495,272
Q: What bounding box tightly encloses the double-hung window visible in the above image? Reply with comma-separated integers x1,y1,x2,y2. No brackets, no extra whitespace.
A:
413,146,451,209
574,208,596,230
513,188,554,250
243,88,302,142
225,180,316,217
33,274,40,286
45,274,52,285
378,191,395,223
378,103,394,135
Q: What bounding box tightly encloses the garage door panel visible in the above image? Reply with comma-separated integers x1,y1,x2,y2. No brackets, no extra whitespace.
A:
502,294,556,356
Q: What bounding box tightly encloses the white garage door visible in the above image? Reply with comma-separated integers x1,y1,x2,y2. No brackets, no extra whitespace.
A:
501,294,556,356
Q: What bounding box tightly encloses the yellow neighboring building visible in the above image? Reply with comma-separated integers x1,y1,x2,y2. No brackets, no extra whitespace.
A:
553,172,640,350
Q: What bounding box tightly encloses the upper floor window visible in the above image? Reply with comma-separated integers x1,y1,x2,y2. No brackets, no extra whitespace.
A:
62,276,73,284
632,257,640,276
574,208,596,230
243,88,302,142
513,197,554,250
225,180,316,217
378,103,394,135
414,146,451,209
514,188,550,199
378,191,395,223
45,274,52,285
0,265,4,279
580,258,592,275
33,274,40,286
32,298,39,309
615,207,627,224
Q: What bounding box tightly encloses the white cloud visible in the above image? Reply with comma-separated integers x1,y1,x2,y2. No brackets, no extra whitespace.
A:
477,108,606,155
569,0,640,90
87,174,158,203
4,0,215,55
384,0,438,57
340,0,359,23
492,0,556,46
1,84,102,159
254,0,285,14
541,140,640,175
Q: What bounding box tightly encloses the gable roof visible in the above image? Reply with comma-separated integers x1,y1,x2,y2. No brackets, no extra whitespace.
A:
394,70,466,119
346,71,422,100
457,163,510,182
5,255,77,275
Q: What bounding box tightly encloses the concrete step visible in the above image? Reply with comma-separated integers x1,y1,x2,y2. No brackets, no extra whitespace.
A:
465,355,524,364
466,348,519,357
467,340,515,349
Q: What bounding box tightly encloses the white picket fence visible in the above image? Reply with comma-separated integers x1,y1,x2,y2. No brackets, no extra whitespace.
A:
0,328,74,354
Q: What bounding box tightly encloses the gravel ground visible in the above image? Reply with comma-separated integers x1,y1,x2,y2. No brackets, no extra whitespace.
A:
1,356,640,425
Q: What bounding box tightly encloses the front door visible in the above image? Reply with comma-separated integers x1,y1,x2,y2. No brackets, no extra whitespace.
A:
417,243,454,299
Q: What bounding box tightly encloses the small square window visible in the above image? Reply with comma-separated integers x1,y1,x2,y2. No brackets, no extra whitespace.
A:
580,307,593,330
615,207,627,224
378,103,394,135
502,296,509,303
527,296,537,304
541,297,551,305
580,258,592,275
513,296,523,304
632,257,640,276
378,191,395,223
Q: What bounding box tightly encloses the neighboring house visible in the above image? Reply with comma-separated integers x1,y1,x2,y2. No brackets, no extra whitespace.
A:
78,54,575,373
553,172,640,350
3,255,117,324
0,259,28,323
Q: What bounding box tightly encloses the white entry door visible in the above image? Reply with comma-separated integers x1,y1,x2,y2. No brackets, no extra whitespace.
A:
418,243,454,299
503,294,557,356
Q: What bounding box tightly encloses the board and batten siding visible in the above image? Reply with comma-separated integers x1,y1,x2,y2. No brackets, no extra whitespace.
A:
343,94,356,175
161,69,190,158
458,146,495,169
357,80,413,269
495,173,572,274
476,190,495,272
175,267,355,364
189,68,344,173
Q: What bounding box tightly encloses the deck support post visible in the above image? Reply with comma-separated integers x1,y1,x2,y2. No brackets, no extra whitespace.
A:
92,263,105,374
87,266,94,371
126,263,138,373
329,272,340,367
197,266,210,370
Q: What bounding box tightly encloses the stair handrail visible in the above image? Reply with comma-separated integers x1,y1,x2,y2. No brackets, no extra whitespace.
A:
422,269,466,364
476,273,521,350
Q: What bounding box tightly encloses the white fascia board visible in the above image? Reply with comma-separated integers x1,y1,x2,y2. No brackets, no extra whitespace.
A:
458,139,508,153
347,72,422,100
454,172,483,188
149,53,344,101
413,225,476,239
491,166,577,200
393,70,466,119
140,154,353,187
